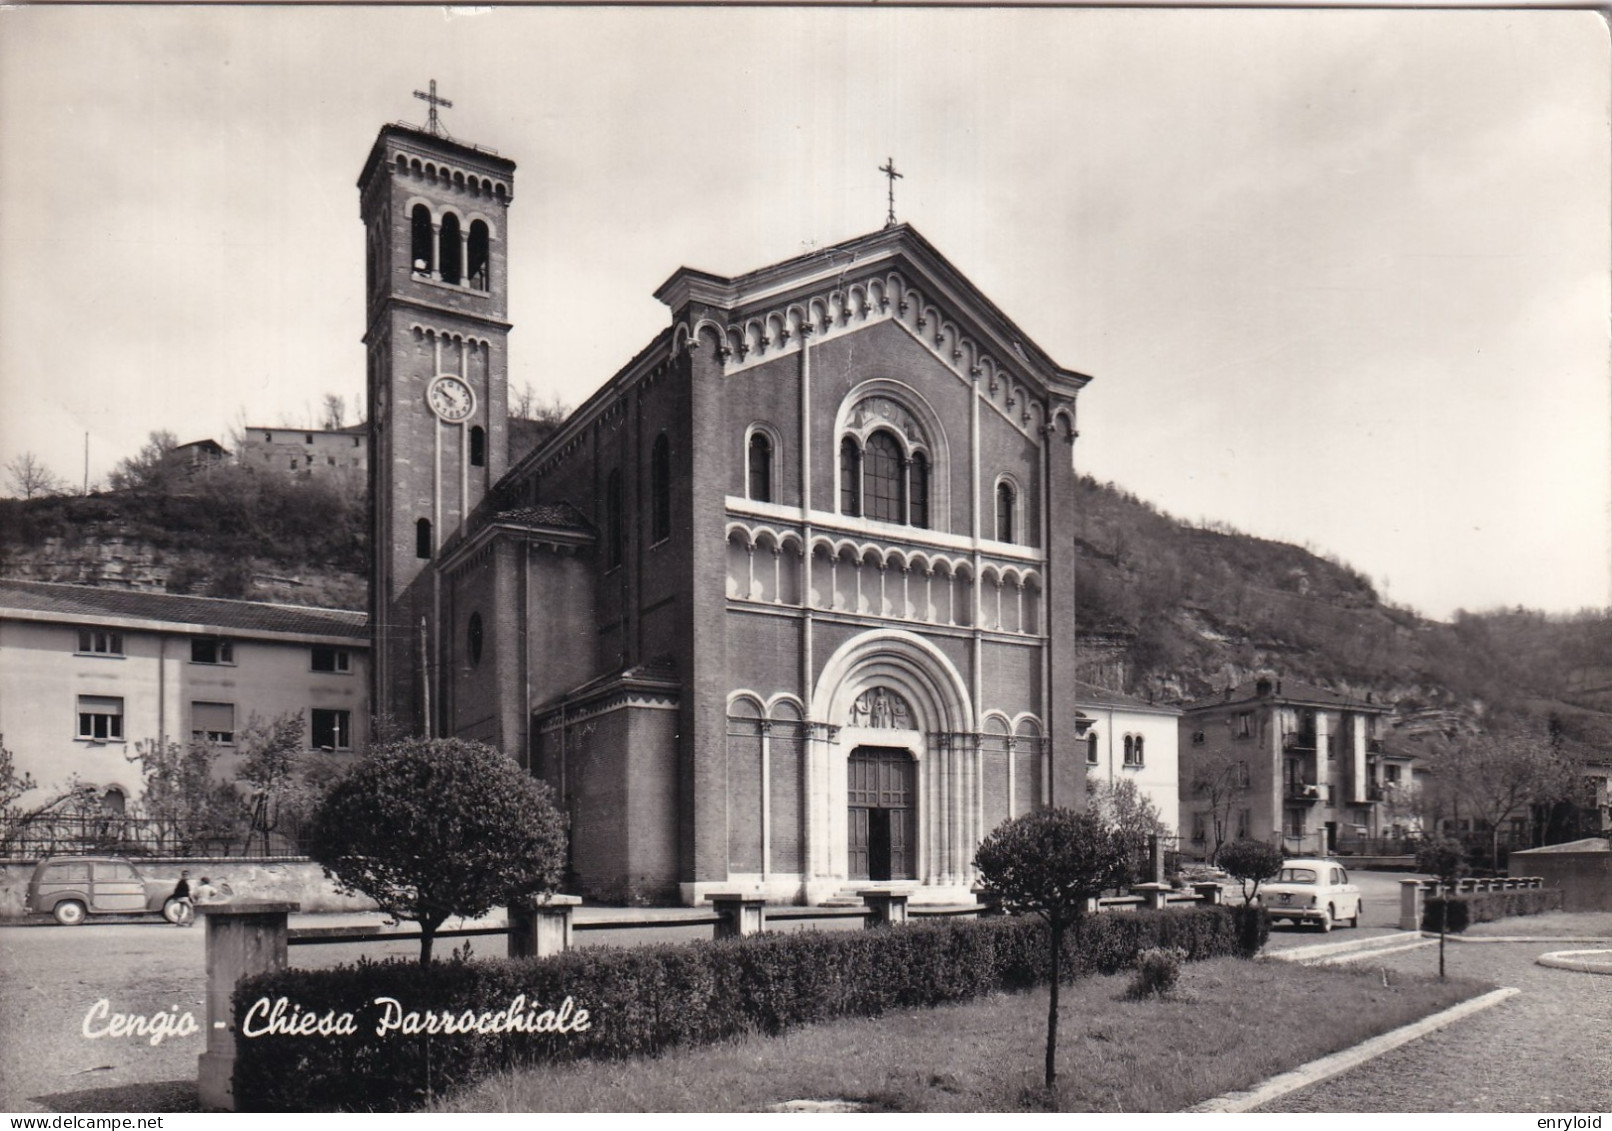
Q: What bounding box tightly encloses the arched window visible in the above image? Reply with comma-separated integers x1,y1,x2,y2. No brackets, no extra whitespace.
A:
909,451,929,529
1134,735,1145,766
1086,733,1099,765
468,220,490,291
410,205,433,274
1123,734,1134,765
467,612,484,666
839,437,861,517
469,426,486,468
747,431,772,503
650,434,671,544
605,469,624,569
996,480,1016,543
416,517,432,559
864,430,904,523
438,212,462,284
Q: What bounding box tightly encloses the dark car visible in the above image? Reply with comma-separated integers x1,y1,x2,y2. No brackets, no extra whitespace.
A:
23,856,182,925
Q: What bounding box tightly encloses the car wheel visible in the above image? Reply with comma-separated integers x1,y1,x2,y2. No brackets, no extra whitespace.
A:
1347,900,1361,928
162,898,185,924
1317,905,1333,933
53,900,87,926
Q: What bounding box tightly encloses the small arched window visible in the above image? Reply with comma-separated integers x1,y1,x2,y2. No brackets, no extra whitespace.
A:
416,517,432,559
996,480,1016,544
864,430,904,523
410,205,434,274
650,434,671,544
469,426,486,468
909,451,929,529
747,431,772,503
467,612,484,666
1123,734,1134,765
1134,735,1145,766
1086,734,1099,765
839,437,861,517
468,220,490,291
438,212,462,284
605,469,624,569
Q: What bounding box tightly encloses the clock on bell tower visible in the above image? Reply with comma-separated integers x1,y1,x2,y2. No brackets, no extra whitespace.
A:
358,97,517,728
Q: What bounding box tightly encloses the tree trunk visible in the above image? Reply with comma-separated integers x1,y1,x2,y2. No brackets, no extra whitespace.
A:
420,923,436,966
1437,885,1446,981
1046,916,1062,1090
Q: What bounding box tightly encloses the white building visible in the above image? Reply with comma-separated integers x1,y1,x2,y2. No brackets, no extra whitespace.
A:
1076,681,1181,838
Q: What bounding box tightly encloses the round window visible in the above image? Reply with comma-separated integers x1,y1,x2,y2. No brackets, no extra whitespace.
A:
468,612,484,665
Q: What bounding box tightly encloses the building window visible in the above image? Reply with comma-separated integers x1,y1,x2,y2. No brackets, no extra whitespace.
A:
1123,734,1144,767
1191,731,1205,745
467,220,490,291
1236,711,1253,738
839,437,861,517
1086,733,1099,765
996,480,1016,543
311,647,350,673
605,469,624,569
191,638,233,665
77,695,123,742
1192,812,1207,842
191,701,235,745
650,433,671,544
311,709,352,751
467,612,483,666
1235,761,1250,788
438,211,462,284
1237,807,1251,839
747,431,772,503
863,430,905,523
909,451,929,529
262,431,273,443
1384,764,1402,784
410,204,434,273
77,629,123,656
470,426,486,468
416,518,432,559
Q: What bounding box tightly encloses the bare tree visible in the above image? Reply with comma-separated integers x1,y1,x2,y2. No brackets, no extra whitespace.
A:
1423,718,1566,867
5,452,66,499
1188,744,1250,862
321,394,346,431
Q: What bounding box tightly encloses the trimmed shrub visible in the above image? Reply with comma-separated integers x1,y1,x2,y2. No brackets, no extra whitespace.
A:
1421,888,1562,934
1230,904,1271,956
1125,946,1187,1000
232,905,1248,1111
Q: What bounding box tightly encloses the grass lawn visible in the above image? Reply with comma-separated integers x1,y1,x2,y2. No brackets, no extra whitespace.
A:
439,956,1488,1113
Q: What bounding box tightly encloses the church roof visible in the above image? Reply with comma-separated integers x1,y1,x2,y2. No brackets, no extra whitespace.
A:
0,578,366,641
491,502,594,533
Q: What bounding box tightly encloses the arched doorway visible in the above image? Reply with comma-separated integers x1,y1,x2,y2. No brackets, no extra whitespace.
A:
848,746,915,880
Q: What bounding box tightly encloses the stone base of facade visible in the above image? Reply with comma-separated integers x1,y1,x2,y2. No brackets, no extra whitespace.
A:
680,876,980,907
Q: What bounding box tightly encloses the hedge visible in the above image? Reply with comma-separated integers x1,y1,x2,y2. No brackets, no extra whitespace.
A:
1421,887,1563,934
231,905,1261,1111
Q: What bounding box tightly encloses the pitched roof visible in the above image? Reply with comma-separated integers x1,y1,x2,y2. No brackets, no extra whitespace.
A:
0,579,366,641
491,502,594,533
1075,681,1181,716
1182,678,1385,713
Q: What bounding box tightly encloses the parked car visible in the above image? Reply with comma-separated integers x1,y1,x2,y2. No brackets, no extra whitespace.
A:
1257,858,1363,932
24,856,184,925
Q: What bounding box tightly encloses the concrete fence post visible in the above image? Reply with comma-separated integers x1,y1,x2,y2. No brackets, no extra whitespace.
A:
1398,878,1425,931
197,901,299,1112
860,890,909,928
508,893,581,959
1133,882,1170,911
710,894,766,939
1193,882,1223,906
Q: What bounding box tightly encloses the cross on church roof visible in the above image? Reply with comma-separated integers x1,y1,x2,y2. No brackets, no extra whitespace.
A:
879,157,904,228
413,79,453,137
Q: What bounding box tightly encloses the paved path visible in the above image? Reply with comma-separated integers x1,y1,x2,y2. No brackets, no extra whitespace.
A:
1261,928,1612,1112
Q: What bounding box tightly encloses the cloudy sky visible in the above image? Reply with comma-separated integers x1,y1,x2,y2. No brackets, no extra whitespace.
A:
1,6,1606,621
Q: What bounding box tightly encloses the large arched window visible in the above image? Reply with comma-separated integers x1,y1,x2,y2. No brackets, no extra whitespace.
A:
605,470,624,569
416,517,432,559
469,426,486,468
996,480,1016,543
650,434,670,544
839,437,861,517
864,430,904,523
438,212,462,284
467,220,490,291
747,431,772,503
410,205,434,274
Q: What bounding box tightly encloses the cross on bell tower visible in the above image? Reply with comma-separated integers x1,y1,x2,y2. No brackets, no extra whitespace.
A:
879,157,903,228
413,79,453,137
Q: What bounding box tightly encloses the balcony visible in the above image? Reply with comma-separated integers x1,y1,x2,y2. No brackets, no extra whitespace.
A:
1283,732,1318,753
1367,783,1385,802
1285,781,1324,804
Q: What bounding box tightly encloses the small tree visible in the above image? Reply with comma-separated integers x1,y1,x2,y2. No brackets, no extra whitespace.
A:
236,712,319,855
1217,838,1284,905
126,737,239,854
310,737,567,964
5,452,67,499
1416,835,1467,980
974,807,1130,1092
1189,746,1251,862
1087,777,1171,883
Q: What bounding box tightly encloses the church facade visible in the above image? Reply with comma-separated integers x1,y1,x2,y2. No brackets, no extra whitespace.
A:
362,118,1093,905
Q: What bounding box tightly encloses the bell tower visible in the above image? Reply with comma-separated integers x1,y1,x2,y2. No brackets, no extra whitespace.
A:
358,102,516,728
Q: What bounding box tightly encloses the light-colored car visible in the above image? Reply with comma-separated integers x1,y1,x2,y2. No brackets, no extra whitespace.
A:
23,856,182,925
1258,859,1362,932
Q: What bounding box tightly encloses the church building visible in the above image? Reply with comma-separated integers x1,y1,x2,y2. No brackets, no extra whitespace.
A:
361,110,1093,905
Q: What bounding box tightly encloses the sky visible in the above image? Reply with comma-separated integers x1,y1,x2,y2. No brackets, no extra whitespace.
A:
0,5,1607,622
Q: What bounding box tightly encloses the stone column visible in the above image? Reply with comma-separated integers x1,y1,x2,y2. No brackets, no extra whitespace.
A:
197,901,299,1112
1398,878,1425,931
507,894,581,959
710,894,766,939
860,890,909,928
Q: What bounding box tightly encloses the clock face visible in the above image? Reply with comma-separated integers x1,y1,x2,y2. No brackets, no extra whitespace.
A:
426,376,475,422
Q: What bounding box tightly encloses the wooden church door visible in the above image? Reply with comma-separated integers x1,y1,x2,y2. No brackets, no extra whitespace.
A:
848,747,915,881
